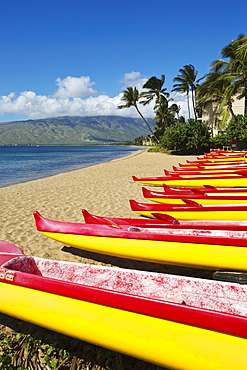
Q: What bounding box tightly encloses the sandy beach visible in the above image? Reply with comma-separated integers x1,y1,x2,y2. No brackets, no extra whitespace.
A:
0,150,199,272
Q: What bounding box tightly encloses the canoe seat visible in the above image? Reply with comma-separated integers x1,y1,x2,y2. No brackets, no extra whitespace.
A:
3,256,42,276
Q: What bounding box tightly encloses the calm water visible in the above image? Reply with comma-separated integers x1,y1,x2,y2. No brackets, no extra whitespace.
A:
0,145,143,188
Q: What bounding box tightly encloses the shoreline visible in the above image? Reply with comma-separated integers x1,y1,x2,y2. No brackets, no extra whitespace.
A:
1,150,202,275
0,149,146,189
0,145,145,189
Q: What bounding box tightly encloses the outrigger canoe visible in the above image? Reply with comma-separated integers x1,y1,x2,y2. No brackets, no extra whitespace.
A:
142,187,247,205
161,184,247,195
193,155,246,162
82,208,247,231
129,199,247,220
2,241,247,369
165,169,247,177
173,164,247,172
187,158,247,164
205,151,247,156
132,174,247,187
179,160,247,168
34,211,247,271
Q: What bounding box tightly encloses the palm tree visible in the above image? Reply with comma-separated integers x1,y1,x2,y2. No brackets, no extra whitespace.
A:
197,68,247,135
140,75,173,133
232,35,247,59
199,35,247,135
211,35,247,113
151,95,179,136
140,75,170,105
118,86,160,144
172,64,198,119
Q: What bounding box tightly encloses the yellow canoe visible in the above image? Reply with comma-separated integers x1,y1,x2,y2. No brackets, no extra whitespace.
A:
39,230,247,271
130,199,247,220
34,211,247,271
195,156,246,162
1,282,247,369
133,175,247,187
3,240,247,369
142,187,247,205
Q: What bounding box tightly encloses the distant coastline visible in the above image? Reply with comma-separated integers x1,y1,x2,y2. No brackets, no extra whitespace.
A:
0,115,152,146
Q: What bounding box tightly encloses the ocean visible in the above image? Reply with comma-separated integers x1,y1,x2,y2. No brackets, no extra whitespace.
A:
0,145,143,188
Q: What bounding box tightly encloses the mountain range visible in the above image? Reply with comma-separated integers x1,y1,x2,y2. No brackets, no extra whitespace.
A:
0,116,152,145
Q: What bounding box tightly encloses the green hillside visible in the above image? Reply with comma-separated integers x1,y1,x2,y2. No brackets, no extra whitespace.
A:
0,116,151,145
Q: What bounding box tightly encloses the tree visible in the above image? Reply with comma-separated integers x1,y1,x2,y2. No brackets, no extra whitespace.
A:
162,119,211,152
118,86,160,144
197,35,247,135
140,75,173,133
196,70,237,130
226,114,247,142
172,64,198,119
153,96,179,137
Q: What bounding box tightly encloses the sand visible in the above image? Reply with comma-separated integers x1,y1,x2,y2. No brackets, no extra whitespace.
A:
0,150,199,271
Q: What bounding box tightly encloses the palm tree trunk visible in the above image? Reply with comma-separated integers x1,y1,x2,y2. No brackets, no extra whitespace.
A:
187,92,191,119
191,89,197,119
135,105,161,144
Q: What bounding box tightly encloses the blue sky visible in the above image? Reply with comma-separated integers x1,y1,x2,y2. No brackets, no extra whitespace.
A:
0,0,246,122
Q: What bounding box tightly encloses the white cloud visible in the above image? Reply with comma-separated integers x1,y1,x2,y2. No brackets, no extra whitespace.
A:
119,71,148,92
0,73,190,121
54,76,97,98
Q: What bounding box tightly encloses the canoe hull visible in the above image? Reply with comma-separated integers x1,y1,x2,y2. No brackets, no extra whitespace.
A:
39,230,247,271
133,177,247,187
1,282,247,370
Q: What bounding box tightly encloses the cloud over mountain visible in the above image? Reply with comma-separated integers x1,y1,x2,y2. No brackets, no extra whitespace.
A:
0,73,190,120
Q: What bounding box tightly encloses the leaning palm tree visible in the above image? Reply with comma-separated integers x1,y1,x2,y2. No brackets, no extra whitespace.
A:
118,86,160,144
172,64,198,119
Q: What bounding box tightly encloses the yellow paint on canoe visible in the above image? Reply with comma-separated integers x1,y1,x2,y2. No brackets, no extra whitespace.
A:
1,282,247,370
197,157,246,162
134,177,247,187
40,231,247,271
146,197,247,205
168,173,243,177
